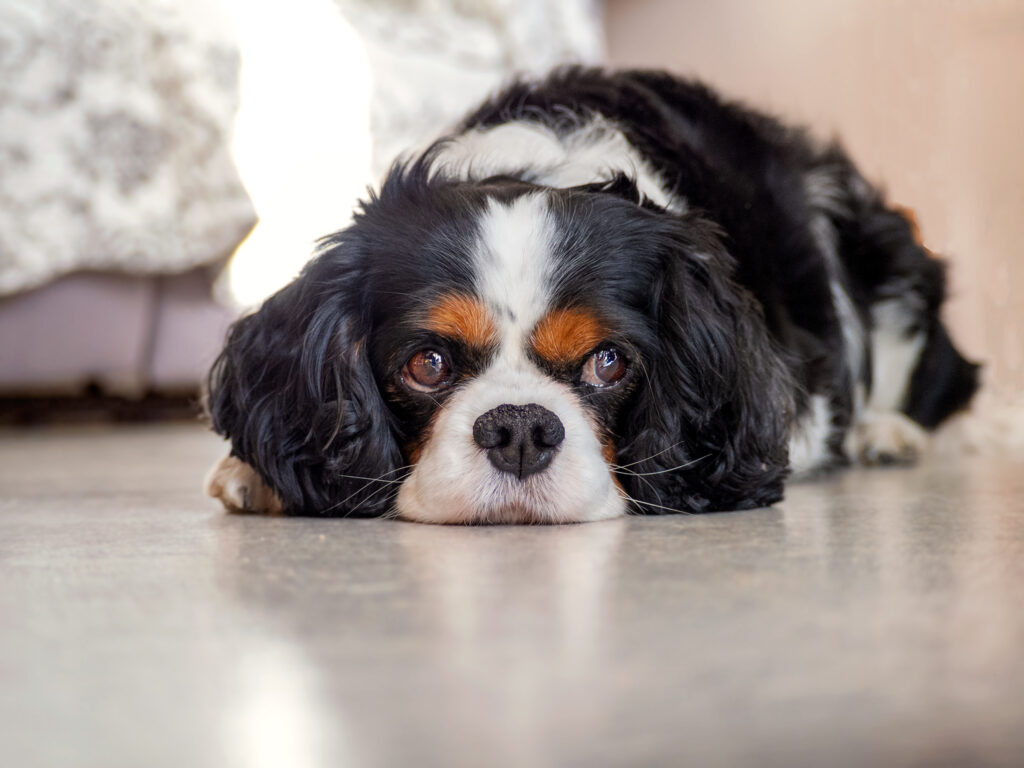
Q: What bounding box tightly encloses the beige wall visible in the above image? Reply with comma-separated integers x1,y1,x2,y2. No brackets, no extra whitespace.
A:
606,0,1024,399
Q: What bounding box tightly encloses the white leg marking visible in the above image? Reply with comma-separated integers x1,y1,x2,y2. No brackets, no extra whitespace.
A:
849,297,929,465
789,394,834,475
805,167,865,410
847,411,929,466
868,298,926,413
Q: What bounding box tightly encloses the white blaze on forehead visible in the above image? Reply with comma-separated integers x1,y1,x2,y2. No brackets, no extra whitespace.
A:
394,190,625,524
474,193,557,359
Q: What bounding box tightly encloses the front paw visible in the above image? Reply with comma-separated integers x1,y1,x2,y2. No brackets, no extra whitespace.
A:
204,455,284,514
848,412,929,466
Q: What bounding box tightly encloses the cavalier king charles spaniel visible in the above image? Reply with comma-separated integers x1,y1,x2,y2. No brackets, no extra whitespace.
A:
204,67,978,524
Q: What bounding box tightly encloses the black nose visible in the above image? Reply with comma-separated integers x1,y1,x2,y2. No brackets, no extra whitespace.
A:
472,403,565,479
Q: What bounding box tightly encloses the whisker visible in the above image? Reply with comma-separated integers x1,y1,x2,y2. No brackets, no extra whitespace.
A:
331,463,414,482
425,393,451,413
615,487,644,516
368,463,415,477
620,493,692,515
612,466,664,504
613,440,687,469
347,475,410,516
320,466,414,515
338,473,411,516
612,454,710,476
378,502,406,521
328,471,409,485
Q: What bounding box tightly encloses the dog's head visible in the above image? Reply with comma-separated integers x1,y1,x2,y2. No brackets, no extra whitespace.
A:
207,163,792,523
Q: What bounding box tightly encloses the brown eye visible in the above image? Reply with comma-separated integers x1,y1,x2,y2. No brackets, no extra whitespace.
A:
403,350,452,392
581,347,627,387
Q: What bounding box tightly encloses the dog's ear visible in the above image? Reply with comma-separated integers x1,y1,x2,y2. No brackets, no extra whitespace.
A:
618,216,793,512
206,239,402,516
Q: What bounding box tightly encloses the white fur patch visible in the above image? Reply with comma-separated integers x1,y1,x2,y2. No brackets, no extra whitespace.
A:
430,116,684,212
788,393,834,475
396,193,624,524
805,168,865,410
868,298,926,413
474,194,556,356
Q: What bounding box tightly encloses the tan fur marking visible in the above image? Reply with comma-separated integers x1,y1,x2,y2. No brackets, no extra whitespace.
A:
601,439,617,465
426,294,498,348
405,408,443,465
531,308,607,364
205,455,284,515
896,205,925,248
602,438,624,492
405,440,423,465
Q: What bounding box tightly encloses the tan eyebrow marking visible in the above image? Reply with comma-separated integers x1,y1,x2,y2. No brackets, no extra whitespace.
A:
425,293,499,348
531,307,608,364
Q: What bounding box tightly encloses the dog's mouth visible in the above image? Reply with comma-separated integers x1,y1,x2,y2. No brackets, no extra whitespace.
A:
416,503,561,526
393,461,627,525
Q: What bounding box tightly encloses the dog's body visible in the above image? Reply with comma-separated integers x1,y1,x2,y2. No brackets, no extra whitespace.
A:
206,68,978,523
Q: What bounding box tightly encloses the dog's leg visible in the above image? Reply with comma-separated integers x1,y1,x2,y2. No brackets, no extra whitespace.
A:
204,455,283,514
848,295,930,465
847,410,928,465
849,296,931,466
817,160,977,466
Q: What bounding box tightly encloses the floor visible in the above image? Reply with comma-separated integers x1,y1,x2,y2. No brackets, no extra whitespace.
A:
1,425,1023,768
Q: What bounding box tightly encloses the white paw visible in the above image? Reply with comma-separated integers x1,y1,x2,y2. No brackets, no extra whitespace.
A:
204,455,284,514
848,412,929,466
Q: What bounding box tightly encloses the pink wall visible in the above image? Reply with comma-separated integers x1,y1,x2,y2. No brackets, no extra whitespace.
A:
607,0,1024,398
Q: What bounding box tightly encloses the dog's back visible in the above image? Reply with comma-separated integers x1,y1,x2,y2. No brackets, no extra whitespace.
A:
434,66,979,472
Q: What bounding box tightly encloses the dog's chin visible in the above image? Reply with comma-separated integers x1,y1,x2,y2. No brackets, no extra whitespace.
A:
394,474,626,525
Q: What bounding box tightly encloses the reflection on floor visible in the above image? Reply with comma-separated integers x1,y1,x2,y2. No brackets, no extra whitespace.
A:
2,424,1022,767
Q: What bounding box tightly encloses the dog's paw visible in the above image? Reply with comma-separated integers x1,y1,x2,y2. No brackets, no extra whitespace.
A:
204,455,284,515
848,412,929,466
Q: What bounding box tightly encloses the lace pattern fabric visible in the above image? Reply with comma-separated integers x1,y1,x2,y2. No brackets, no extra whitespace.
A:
0,0,256,296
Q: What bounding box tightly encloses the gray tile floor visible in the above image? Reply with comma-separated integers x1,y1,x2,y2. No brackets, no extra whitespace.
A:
2,424,1023,768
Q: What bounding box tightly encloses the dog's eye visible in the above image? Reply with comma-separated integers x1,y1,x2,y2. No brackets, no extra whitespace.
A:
581,347,627,387
403,350,452,392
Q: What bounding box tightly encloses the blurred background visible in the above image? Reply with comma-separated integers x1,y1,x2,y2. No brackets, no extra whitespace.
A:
0,0,1020,436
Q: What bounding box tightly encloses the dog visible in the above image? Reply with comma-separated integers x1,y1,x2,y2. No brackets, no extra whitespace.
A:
204,67,979,524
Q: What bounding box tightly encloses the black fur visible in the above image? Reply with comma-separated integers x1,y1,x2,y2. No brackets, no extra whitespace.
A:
207,67,977,517
207,233,403,516
541,189,793,512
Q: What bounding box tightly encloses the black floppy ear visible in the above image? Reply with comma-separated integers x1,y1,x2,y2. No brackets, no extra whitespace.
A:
619,217,793,512
206,241,402,516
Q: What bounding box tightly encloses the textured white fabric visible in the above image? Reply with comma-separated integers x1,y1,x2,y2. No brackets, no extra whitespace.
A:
338,0,605,177
0,0,256,296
